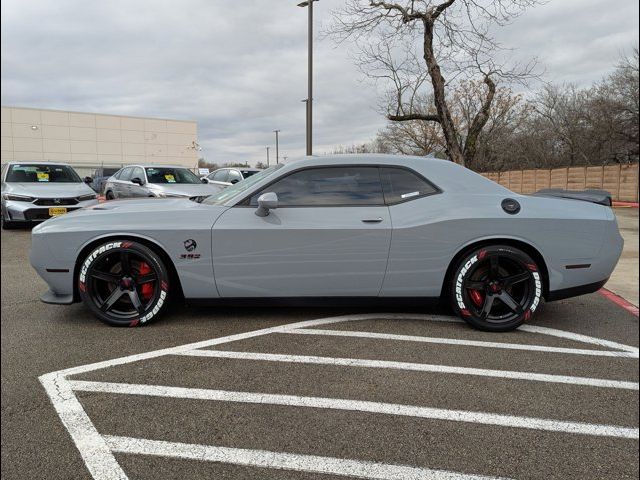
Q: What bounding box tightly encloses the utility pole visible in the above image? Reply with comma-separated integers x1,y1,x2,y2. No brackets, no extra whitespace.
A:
298,0,316,156
274,129,280,164
266,146,270,166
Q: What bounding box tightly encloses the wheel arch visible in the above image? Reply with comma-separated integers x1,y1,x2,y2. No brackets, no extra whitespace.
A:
72,234,184,303
440,237,550,301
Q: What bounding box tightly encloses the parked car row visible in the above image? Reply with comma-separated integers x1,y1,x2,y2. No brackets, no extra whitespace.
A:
1,162,99,229
103,165,223,200
1,162,261,228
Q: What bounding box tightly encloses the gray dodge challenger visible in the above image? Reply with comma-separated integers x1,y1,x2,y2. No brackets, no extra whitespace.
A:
29,154,623,331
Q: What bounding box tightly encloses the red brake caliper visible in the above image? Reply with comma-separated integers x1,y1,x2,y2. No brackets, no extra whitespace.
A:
138,262,154,301
469,289,484,307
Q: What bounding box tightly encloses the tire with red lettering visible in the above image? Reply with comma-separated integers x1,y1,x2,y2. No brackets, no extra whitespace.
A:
450,245,542,332
78,240,170,327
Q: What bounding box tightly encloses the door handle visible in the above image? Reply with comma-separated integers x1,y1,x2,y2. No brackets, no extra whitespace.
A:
361,218,383,223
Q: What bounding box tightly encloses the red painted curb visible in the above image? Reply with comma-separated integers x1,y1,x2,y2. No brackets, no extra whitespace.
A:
598,288,639,317
612,201,639,208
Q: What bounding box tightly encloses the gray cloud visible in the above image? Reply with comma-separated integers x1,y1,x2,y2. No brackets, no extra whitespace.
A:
2,0,637,165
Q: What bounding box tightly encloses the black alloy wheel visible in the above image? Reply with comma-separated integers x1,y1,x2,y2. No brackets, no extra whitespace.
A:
450,245,542,331
78,240,170,326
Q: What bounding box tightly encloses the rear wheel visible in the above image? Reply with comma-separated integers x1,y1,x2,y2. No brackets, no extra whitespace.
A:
78,240,170,326
105,190,115,200
450,245,543,331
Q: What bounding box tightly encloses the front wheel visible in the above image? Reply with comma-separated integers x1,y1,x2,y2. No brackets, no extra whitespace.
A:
105,190,115,200
78,240,170,326
450,245,543,331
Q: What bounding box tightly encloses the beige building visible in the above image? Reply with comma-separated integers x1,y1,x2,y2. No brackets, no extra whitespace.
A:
1,106,199,174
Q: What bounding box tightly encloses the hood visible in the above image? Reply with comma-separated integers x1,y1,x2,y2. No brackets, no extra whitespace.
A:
2,182,95,198
147,183,223,197
32,197,229,234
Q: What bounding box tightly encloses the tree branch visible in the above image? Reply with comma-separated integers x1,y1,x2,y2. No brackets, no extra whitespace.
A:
388,113,441,122
369,1,424,22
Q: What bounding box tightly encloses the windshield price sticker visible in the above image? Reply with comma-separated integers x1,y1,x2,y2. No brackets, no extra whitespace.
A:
37,172,50,182
164,174,176,183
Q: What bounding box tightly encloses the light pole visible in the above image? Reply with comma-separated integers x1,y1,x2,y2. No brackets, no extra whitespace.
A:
297,0,316,156
266,146,270,166
274,129,281,163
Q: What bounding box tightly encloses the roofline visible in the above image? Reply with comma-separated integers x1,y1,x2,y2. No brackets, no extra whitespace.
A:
1,105,197,124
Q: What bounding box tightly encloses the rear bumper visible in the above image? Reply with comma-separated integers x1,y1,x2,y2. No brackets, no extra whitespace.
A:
546,278,609,302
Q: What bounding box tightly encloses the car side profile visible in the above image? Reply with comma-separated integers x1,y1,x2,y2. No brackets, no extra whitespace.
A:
29,154,623,331
202,167,261,187
1,162,99,229
104,164,223,200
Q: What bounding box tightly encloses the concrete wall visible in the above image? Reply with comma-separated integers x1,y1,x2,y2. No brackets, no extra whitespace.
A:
1,106,199,169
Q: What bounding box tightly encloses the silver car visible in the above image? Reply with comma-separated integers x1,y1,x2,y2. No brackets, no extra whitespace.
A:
104,165,223,200
1,162,99,229
29,154,623,331
202,167,261,187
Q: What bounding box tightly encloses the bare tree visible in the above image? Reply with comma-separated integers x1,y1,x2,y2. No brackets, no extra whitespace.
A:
328,0,539,165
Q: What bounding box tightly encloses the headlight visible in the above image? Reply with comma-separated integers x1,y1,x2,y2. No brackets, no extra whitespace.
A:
77,193,98,201
3,194,34,202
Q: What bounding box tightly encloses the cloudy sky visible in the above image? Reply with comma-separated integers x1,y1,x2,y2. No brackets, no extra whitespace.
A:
1,0,638,165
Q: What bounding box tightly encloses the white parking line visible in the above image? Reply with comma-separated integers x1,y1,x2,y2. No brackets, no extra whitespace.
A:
105,435,508,480
179,349,639,390
286,329,640,358
39,314,640,480
70,380,639,439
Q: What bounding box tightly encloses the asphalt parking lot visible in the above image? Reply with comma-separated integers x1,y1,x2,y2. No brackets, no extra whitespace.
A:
1,217,639,479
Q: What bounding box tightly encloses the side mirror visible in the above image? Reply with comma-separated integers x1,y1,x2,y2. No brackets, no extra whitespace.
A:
201,178,209,184
84,176,93,184
131,177,144,186
255,192,278,217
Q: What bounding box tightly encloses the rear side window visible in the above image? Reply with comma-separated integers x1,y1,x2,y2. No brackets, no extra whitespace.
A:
228,170,243,184
213,170,229,182
119,167,133,181
380,167,438,204
250,167,384,206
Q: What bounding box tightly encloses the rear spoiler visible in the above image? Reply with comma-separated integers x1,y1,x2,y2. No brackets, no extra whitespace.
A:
532,189,612,207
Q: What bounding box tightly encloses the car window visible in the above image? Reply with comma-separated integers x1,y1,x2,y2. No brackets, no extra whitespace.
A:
104,168,119,176
241,169,259,178
249,167,384,207
202,164,284,205
119,167,134,181
145,167,201,184
131,167,145,182
5,164,82,183
228,170,243,183
212,170,229,182
380,167,438,204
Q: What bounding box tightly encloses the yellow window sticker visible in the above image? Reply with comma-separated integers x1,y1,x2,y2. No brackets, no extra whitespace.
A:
164,174,176,183
37,172,50,182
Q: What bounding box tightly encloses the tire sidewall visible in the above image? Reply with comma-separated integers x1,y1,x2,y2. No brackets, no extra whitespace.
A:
450,245,543,332
78,240,169,327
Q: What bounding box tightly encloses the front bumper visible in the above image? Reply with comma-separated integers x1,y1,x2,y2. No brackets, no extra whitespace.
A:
3,198,99,222
40,289,74,305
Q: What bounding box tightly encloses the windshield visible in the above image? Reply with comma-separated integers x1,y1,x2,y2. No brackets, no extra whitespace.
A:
145,167,201,184
203,164,284,205
6,164,82,183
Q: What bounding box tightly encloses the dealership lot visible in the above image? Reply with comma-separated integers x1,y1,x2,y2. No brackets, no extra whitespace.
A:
2,222,639,479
